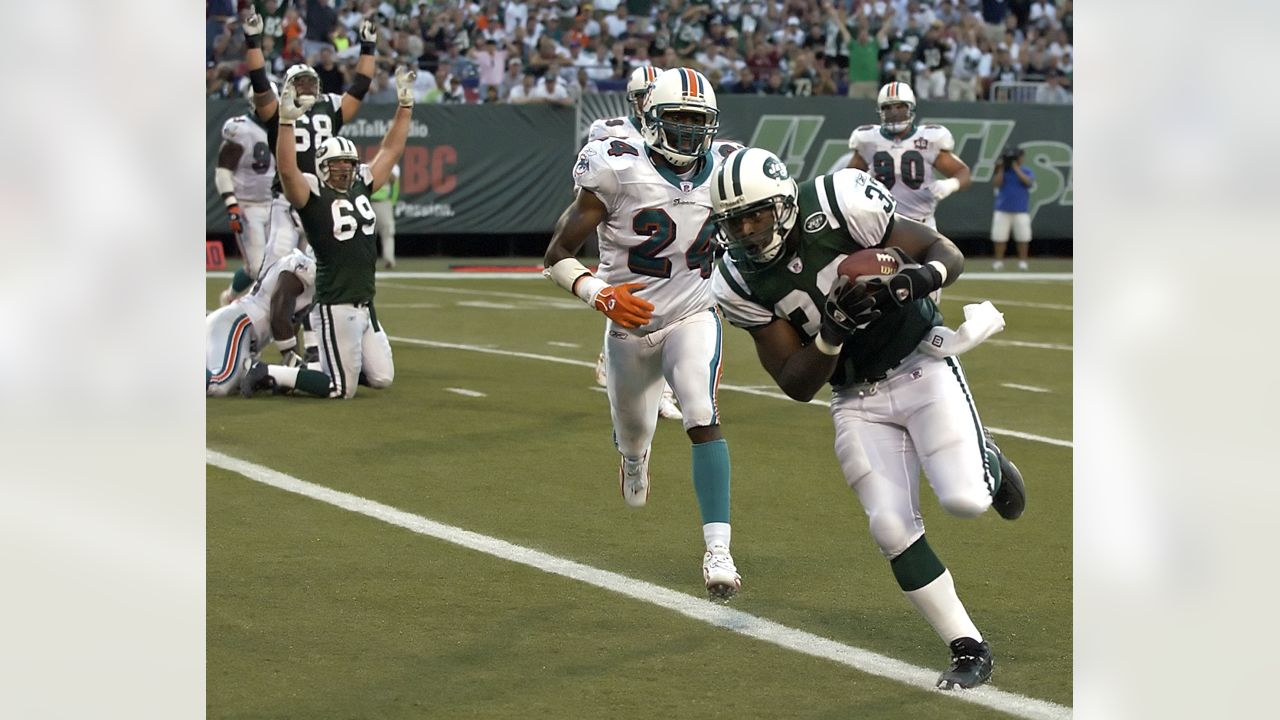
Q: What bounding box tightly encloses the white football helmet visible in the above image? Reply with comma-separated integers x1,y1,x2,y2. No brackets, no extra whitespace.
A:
641,67,719,165
626,65,661,118
315,136,359,191
877,81,916,134
284,63,321,101
710,148,799,272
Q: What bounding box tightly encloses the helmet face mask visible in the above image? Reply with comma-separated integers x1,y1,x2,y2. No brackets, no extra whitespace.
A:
284,64,321,102
877,82,917,134
315,137,360,192
641,68,719,165
710,148,798,272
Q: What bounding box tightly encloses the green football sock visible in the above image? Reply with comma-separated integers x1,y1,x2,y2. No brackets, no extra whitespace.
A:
691,438,731,524
230,266,253,293
891,535,947,592
293,368,332,397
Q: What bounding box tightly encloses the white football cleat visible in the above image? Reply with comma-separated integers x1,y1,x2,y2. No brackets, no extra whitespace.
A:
1017,260,1029,271
702,544,741,600
594,352,607,387
658,385,683,421
991,260,1004,271
219,286,237,306
619,450,650,508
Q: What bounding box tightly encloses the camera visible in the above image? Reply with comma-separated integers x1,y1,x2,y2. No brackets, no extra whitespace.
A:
1001,147,1023,164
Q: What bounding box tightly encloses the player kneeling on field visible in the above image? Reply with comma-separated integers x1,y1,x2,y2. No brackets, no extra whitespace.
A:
709,147,1026,689
241,68,417,399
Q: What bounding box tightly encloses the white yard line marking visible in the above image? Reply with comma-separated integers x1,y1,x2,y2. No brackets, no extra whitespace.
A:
941,295,1073,311
207,450,1071,720
547,341,580,348
1002,383,1051,394
388,336,1072,448
445,387,487,398
374,303,442,309
456,300,519,310
212,271,1071,282
988,339,1073,352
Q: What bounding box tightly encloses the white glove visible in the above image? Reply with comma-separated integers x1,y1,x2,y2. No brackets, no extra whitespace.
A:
395,65,417,108
917,301,1005,358
359,19,378,44
930,177,961,201
243,13,264,38
279,84,315,125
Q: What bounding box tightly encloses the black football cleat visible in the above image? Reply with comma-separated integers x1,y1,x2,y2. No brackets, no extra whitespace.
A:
239,361,274,398
936,637,993,690
984,428,1026,520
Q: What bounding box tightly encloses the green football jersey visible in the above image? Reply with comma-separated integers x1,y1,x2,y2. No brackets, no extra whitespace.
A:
268,93,346,194
712,169,942,387
297,167,378,305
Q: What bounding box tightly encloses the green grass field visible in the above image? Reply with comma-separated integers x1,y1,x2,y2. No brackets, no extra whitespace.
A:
207,258,1072,719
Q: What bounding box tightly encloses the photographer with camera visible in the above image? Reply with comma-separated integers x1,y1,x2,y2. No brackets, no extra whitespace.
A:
991,146,1035,271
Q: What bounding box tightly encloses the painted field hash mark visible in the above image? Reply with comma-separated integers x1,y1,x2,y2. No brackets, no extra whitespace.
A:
207,450,1072,720
1003,383,1051,394
445,387,487,398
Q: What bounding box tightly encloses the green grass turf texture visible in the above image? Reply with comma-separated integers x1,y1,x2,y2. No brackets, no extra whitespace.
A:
207,261,1071,718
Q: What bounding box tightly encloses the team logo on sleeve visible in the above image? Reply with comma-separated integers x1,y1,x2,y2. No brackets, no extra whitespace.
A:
574,154,590,176
803,211,828,233
914,137,929,150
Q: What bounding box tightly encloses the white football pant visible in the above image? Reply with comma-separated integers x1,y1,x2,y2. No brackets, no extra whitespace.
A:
310,302,395,399
205,305,256,397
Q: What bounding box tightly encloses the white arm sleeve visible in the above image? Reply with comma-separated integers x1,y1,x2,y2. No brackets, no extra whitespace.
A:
712,261,774,329
826,169,897,249
572,141,621,214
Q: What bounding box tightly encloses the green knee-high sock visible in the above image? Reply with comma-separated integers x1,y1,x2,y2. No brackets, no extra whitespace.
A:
230,267,253,293
691,439,731,524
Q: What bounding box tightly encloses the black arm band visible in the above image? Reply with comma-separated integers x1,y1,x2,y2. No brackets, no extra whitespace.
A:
347,73,372,100
245,33,261,50
249,67,271,94
360,41,375,55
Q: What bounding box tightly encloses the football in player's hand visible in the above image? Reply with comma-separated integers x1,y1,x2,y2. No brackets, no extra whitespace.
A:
838,248,901,283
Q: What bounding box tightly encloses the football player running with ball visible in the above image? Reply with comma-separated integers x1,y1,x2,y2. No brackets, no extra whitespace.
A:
544,68,741,600
241,68,416,399
709,147,1026,689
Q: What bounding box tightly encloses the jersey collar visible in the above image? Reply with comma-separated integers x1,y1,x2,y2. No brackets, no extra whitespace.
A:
647,148,715,190
880,123,918,142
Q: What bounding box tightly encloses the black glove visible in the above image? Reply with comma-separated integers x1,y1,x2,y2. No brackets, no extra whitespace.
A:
822,275,881,340
863,263,944,309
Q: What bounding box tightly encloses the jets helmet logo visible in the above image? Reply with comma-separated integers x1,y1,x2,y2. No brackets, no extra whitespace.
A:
762,157,788,180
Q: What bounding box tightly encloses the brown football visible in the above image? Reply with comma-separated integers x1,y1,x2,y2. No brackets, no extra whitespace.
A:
837,248,900,282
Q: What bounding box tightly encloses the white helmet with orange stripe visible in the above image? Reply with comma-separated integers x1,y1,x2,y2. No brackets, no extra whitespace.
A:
877,81,916,134
641,67,720,166
626,65,661,119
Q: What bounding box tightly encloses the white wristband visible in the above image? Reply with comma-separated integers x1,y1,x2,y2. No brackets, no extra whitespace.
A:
815,334,843,356
546,257,606,305
275,336,297,353
927,260,948,286
938,177,961,194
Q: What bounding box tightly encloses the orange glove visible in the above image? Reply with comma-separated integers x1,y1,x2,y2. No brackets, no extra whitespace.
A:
592,282,654,329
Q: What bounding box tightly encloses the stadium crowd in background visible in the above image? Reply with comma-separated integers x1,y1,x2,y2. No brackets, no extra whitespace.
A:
207,0,1072,105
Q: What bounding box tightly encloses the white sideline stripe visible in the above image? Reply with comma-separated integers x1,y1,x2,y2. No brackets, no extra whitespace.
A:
388,336,1073,449
206,450,1071,720
547,341,580,348
1002,383,1051,394
210,271,1070,282
988,339,1073,352
375,303,443,309
445,387,487,398
942,294,1073,311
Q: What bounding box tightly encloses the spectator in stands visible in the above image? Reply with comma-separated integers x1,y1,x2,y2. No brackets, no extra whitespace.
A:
883,41,916,87
314,45,345,94
990,44,1020,84
421,65,453,103
367,68,398,104
949,28,983,101
913,21,951,100
991,145,1035,271
528,35,570,73
304,0,339,60
981,0,1008,45
1021,47,1051,82
567,67,597,104
835,5,883,100
1035,68,1072,104
483,85,502,103
472,37,511,99
531,65,573,106
603,5,629,40
504,0,529,37
507,68,538,104
726,66,760,94
789,49,819,96
1028,0,1058,32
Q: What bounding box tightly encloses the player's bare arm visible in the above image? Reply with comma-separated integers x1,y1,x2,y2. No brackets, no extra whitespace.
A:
340,19,379,123
934,150,971,190
269,271,305,363
369,67,416,191
544,189,653,329
241,14,279,121
275,87,314,209
884,216,964,287
748,318,842,403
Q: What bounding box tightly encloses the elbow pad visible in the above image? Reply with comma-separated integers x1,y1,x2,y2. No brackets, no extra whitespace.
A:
347,73,372,100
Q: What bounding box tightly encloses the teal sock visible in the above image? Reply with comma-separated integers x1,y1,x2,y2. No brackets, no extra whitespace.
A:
890,535,947,592
230,267,252,293
691,438,731,524
294,368,332,397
